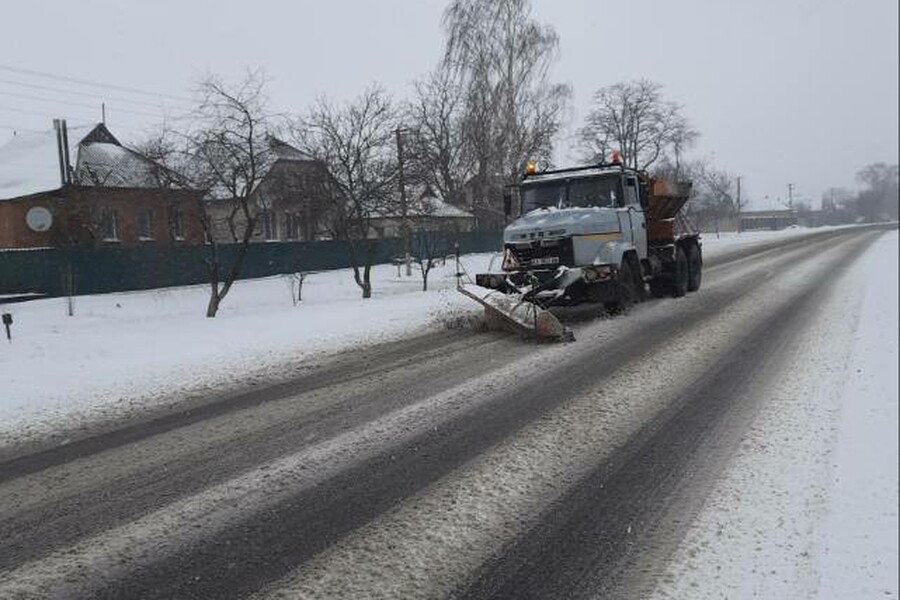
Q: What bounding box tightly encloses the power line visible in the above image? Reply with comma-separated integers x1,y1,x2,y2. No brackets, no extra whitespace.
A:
0,63,193,103
0,90,175,119
0,103,73,119
0,77,193,110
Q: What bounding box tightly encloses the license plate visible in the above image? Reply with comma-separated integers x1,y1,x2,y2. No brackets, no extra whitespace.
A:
531,256,559,266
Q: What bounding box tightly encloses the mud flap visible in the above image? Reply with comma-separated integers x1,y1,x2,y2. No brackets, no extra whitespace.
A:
458,284,573,342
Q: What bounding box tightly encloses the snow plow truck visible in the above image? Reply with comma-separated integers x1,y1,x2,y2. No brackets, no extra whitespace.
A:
459,155,702,341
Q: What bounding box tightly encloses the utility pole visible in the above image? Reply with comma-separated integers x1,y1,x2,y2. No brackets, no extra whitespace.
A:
395,127,411,276
736,176,742,233
787,183,794,209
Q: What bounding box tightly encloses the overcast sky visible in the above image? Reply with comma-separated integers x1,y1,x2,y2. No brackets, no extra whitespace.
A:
1,0,897,209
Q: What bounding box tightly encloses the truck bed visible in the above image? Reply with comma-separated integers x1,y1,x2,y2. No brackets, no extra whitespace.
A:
645,179,696,244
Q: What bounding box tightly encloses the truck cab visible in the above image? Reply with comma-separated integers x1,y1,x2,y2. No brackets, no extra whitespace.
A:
498,163,647,297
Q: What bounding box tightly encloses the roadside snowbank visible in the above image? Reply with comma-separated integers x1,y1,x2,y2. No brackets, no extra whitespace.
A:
649,230,898,600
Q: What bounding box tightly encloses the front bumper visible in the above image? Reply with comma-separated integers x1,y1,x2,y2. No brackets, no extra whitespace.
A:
475,264,618,305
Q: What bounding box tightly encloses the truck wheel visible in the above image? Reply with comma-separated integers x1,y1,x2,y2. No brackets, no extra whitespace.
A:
672,246,688,298
687,243,702,292
629,254,646,302
605,259,635,314
649,279,669,298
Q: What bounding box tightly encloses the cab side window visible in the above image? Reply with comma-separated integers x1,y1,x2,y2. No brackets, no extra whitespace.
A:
624,177,639,207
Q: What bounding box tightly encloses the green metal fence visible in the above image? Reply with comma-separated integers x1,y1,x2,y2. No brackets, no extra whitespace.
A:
0,231,502,297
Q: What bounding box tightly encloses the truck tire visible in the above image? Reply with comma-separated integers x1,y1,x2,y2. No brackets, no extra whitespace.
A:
672,246,688,298
686,242,702,292
629,253,646,302
605,259,635,314
649,279,668,298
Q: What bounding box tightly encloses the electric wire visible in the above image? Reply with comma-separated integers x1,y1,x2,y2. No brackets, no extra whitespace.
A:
0,77,193,110
0,90,181,119
0,63,192,103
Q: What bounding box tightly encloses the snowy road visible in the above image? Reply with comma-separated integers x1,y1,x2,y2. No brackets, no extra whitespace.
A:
0,225,895,599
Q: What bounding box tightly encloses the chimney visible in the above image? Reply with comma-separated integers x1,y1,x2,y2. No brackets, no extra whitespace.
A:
60,119,72,184
53,119,67,186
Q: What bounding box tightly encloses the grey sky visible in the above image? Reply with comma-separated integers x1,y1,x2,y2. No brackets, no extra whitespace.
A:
1,0,897,209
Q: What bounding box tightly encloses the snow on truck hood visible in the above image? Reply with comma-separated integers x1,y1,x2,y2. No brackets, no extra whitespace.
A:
504,206,620,242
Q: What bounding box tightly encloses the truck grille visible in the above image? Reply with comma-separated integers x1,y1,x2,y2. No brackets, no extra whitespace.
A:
507,237,574,268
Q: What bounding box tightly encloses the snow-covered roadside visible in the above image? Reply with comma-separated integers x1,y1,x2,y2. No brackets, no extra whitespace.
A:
649,230,898,600
0,226,850,447
816,231,899,598
0,254,492,445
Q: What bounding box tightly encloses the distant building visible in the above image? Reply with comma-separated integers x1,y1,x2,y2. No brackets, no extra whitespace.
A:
738,209,798,231
454,177,506,231
370,185,475,239
203,138,340,243
0,121,205,249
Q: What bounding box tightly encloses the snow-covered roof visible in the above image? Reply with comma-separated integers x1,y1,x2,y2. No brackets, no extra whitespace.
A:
375,187,473,220
0,125,92,200
269,137,308,162
75,141,171,188
0,123,191,200
415,195,472,218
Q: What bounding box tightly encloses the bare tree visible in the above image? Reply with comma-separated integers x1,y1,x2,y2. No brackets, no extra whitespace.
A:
406,66,472,207
406,195,460,292
131,129,194,189
821,187,854,212
187,70,279,317
579,79,697,171
294,85,398,298
413,225,452,292
441,0,570,227
690,161,735,234
855,162,899,222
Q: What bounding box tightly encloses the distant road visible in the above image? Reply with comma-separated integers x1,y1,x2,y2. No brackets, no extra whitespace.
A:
0,224,893,599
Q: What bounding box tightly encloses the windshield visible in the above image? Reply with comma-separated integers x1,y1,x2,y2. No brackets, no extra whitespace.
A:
521,175,623,213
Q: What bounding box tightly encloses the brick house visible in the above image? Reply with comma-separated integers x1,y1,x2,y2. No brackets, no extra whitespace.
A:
0,121,205,249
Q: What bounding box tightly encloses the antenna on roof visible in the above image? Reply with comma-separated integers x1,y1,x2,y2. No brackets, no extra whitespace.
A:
101,102,106,125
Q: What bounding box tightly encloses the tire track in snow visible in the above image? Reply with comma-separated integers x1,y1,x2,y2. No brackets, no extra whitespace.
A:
0,333,525,572
456,231,885,600
249,232,882,600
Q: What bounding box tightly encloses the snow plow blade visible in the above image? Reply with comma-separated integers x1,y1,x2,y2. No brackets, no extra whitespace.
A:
458,283,572,342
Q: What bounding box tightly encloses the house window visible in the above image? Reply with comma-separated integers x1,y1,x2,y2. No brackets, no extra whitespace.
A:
168,207,185,241
137,209,154,240
261,210,276,240
100,208,119,241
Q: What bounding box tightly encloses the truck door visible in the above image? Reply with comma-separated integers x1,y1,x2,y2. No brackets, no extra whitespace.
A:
621,176,647,260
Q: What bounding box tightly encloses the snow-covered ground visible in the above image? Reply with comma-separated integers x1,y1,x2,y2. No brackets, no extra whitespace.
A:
650,230,899,600
0,252,498,444
0,226,870,447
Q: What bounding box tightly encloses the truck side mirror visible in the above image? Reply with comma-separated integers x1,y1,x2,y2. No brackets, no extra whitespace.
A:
503,190,512,217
